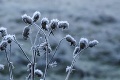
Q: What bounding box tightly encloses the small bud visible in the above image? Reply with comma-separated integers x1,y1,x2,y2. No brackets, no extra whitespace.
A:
0,27,7,37
23,26,30,40
40,42,52,53
49,61,57,68
27,63,31,72
73,47,80,56
22,14,33,25
0,64,4,71
89,40,99,48
32,11,41,22
79,38,88,49
58,21,69,29
66,66,72,72
65,34,76,46
3,34,14,43
0,41,8,51
49,19,59,30
41,17,49,30
35,69,43,77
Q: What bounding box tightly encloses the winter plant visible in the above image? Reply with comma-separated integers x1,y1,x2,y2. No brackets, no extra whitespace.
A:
0,11,99,80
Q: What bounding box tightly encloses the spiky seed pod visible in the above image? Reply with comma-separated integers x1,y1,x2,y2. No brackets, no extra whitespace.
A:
73,46,80,56
22,26,30,40
58,21,69,29
49,19,59,30
79,38,88,49
3,34,14,43
0,64,4,71
0,27,7,37
41,17,49,30
22,14,33,25
65,34,76,46
34,69,43,77
0,41,8,51
32,11,41,22
89,40,99,48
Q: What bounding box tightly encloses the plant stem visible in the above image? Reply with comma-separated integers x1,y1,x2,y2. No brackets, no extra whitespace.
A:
5,50,14,80
65,47,88,80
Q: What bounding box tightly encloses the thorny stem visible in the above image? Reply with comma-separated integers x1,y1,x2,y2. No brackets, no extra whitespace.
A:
47,38,65,66
5,50,14,80
13,37,31,63
43,46,48,80
65,47,88,80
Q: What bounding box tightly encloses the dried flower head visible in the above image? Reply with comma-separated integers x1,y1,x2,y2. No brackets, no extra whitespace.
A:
79,38,88,49
0,27,7,37
49,19,59,30
89,40,99,48
32,11,41,22
22,14,33,25
23,26,30,40
0,40,8,51
40,42,52,53
58,21,69,29
3,34,15,43
73,46,80,56
0,64,4,71
65,34,76,46
41,17,49,30
34,69,43,77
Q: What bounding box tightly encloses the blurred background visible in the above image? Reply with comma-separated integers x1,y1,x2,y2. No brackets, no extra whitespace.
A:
0,0,120,80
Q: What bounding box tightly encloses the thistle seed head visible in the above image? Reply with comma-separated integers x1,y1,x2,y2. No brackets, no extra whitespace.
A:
35,69,43,77
0,27,7,37
49,19,59,30
41,17,49,30
32,11,41,22
3,34,15,43
65,34,76,46
0,40,8,51
22,26,30,40
79,38,88,49
22,14,33,25
58,21,69,29
89,40,99,48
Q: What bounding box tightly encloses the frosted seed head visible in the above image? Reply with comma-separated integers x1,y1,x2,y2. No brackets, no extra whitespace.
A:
65,34,76,46
0,40,8,51
73,46,80,56
32,11,41,22
89,40,99,48
0,64,4,71
22,14,33,25
79,38,88,49
35,69,43,77
58,21,69,29
3,34,15,43
41,17,49,30
22,26,30,40
49,19,59,30
0,27,7,37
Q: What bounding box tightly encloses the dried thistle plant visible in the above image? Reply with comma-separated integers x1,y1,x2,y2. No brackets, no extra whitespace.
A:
0,11,99,80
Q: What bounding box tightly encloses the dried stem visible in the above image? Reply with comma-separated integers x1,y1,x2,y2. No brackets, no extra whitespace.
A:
5,49,14,80
65,47,88,80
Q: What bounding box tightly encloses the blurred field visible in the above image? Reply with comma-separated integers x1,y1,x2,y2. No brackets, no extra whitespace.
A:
0,0,120,80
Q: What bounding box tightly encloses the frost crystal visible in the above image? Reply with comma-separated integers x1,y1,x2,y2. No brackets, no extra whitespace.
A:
49,61,57,68
66,66,72,72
